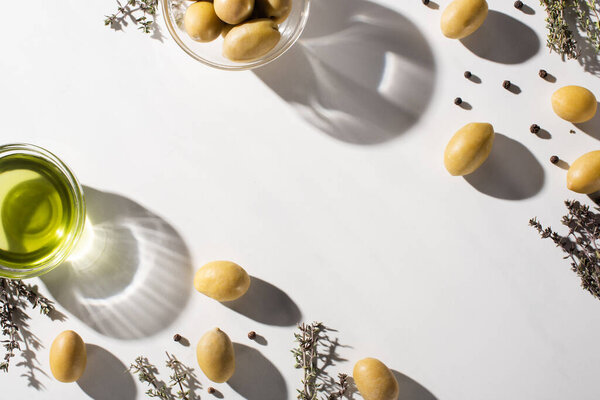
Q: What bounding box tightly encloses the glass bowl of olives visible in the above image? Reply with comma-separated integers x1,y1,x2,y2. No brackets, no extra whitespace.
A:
162,0,310,70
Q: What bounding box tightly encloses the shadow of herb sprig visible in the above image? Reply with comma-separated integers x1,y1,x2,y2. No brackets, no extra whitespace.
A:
0,278,58,378
530,200,600,299
130,352,202,400
292,322,351,400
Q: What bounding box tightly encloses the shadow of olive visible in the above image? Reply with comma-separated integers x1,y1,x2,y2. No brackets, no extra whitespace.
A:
391,370,438,400
464,134,544,200
575,103,600,140
77,344,136,400
228,343,287,400
460,10,540,64
223,276,302,326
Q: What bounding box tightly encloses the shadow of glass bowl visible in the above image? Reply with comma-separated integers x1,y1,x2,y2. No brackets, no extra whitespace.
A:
41,187,193,339
254,0,436,144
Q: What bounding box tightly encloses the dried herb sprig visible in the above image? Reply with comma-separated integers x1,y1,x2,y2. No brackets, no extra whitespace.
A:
104,0,159,34
130,356,172,399
293,322,325,400
541,0,579,59
540,0,600,59
530,200,600,300
292,322,349,400
0,278,56,373
130,353,202,400
327,374,349,400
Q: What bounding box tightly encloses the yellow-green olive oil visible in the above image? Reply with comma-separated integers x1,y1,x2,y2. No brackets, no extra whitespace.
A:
0,153,78,271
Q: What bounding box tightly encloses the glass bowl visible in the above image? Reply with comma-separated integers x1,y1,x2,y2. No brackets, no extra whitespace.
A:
162,0,310,70
0,144,86,279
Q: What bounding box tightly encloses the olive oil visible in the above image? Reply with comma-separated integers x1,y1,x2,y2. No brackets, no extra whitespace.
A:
0,153,78,270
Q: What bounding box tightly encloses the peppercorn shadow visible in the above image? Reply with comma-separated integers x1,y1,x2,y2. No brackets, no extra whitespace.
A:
556,159,569,170
41,187,194,340
460,10,540,64
425,1,439,10
228,343,287,400
506,83,522,95
77,344,136,400
458,101,472,110
223,276,301,326
575,103,600,140
176,336,191,347
466,73,482,84
541,72,557,83
254,0,436,145
534,128,551,140
464,133,545,200
391,370,438,400
252,333,268,346
518,3,535,15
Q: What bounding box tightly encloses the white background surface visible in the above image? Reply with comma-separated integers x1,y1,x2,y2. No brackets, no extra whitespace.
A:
1,0,600,399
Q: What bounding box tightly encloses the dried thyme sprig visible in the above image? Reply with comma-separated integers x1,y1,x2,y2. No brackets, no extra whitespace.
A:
327,374,349,400
292,323,350,400
540,0,579,59
530,200,600,300
166,352,204,400
0,278,56,373
104,0,159,34
130,353,202,400
130,356,172,399
540,0,600,59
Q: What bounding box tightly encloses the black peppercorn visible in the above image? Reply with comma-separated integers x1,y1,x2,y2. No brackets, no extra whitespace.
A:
248,331,257,340
539,69,548,78
503,80,511,89
173,334,182,342
514,0,523,9
464,71,472,79
208,387,216,394
530,124,540,134
550,155,559,164
422,0,430,4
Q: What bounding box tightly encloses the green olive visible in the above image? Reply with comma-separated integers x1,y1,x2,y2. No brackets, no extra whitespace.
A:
552,85,597,124
49,330,87,383
567,151,600,194
184,1,224,42
194,260,251,302
196,328,235,383
353,358,399,400
223,19,281,62
444,122,494,176
441,0,488,39
254,0,292,23
214,0,255,25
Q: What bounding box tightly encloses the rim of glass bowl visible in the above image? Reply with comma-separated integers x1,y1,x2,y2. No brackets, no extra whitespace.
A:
161,0,311,71
0,144,86,279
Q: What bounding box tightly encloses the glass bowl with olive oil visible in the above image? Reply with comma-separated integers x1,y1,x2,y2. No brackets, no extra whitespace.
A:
0,144,86,279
